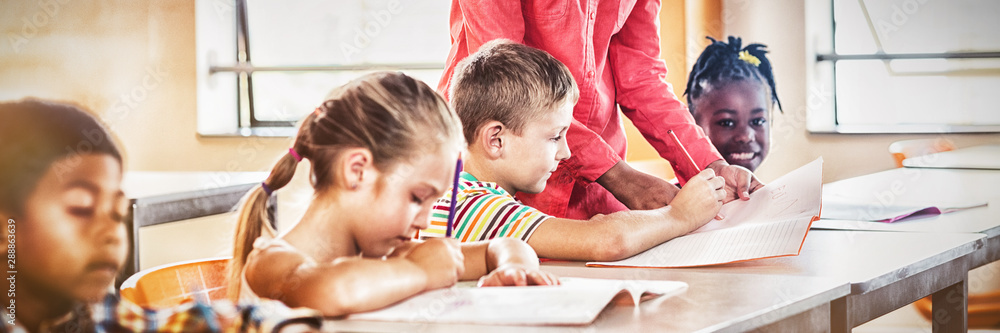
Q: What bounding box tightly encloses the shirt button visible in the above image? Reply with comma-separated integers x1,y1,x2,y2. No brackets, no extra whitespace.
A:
587,71,595,77
590,12,596,20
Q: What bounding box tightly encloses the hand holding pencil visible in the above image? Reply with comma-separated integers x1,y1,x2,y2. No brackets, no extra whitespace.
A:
668,130,726,220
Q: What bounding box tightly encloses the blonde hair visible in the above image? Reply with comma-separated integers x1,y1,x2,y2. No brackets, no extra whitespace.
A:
228,72,463,300
449,39,579,144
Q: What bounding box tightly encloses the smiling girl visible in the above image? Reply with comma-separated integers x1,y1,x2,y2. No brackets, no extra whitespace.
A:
686,36,783,172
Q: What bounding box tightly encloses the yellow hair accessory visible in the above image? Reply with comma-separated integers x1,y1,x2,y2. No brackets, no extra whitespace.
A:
738,50,761,67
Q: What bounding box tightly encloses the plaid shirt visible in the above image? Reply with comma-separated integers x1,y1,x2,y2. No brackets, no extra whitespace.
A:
2,293,321,333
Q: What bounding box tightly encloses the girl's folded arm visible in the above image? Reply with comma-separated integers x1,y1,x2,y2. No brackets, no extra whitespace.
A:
247,248,427,317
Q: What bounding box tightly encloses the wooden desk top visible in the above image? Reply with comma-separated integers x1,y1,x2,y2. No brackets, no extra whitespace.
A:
666,230,983,294
327,268,848,332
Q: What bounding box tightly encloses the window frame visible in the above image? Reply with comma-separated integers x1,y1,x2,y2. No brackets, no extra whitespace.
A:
806,0,1000,134
195,0,446,137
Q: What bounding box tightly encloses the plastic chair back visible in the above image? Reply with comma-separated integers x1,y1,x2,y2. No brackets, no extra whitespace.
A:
120,257,230,309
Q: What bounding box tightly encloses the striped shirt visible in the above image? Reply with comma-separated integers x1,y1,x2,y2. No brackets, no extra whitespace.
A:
424,172,551,242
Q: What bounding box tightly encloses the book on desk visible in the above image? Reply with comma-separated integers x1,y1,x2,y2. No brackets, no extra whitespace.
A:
821,196,987,223
589,157,823,268
346,277,687,325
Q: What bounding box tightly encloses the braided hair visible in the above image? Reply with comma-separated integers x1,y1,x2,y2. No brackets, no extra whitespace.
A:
685,36,781,114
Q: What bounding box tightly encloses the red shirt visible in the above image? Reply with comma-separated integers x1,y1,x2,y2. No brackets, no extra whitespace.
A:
439,0,722,219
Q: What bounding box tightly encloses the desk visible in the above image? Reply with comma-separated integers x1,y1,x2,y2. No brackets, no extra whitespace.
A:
675,230,984,332
814,167,1000,267
119,171,268,282
327,269,849,332
902,144,1000,170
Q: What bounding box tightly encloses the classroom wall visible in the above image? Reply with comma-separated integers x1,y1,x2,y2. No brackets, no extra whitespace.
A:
0,0,290,173
720,0,1000,182
4,0,998,181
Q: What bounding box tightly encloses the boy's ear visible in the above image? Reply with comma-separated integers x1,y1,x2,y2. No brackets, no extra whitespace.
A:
477,121,505,159
338,147,376,190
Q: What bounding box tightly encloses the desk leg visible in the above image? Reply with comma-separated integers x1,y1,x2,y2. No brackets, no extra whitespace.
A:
932,278,968,333
831,296,850,333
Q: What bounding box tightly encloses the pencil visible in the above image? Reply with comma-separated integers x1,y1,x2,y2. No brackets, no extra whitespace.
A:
667,130,701,172
445,153,463,238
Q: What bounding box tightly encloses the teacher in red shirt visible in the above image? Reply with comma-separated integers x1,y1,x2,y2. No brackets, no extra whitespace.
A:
438,0,764,219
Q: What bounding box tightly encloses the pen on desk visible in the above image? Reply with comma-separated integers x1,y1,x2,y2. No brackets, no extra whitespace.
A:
445,153,463,238
667,130,701,172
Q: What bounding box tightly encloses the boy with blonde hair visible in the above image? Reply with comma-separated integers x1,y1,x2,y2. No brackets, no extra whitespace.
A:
427,40,726,261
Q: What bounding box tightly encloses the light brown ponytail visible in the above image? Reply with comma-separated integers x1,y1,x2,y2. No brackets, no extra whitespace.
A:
227,149,304,300
227,72,463,301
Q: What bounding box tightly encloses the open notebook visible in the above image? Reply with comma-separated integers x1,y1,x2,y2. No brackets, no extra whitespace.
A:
588,157,823,268
346,278,687,326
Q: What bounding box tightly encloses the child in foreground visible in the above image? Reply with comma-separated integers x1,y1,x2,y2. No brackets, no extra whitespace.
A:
0,99,320,333
424,40,726,261
228,72,559,317
686,36,782,172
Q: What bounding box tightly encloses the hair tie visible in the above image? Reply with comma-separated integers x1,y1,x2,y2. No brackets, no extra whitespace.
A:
261,182,273,196
288,148,303,162
738,50,761,67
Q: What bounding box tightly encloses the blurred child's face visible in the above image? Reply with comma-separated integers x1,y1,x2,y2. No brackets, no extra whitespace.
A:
354,148,456,257
501,100,573,194
692,80,771,171
15,153,128,303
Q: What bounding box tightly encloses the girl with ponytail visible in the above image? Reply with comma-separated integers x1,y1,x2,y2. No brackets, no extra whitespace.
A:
685,36,783,172
229,72,558,316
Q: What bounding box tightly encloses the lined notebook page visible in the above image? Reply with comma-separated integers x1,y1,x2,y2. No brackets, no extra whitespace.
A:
589,158,823,268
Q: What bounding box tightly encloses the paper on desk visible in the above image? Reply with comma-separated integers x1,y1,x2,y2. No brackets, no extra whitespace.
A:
588,157,823,268
820,196,987,223
346,278,687,326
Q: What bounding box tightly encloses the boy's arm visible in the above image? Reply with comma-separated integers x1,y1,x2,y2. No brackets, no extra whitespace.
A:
527,170,726,261
459,239,560,286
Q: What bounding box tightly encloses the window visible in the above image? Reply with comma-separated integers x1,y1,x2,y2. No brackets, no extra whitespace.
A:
196,0,451,136
808,0,1000,133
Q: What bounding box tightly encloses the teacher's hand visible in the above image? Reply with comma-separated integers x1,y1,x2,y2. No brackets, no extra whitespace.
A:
707,159,765,203
596,160,680,210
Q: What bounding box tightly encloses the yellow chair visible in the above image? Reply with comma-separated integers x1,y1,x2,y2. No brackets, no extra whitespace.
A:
120,257,230,309
888,138,955,168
